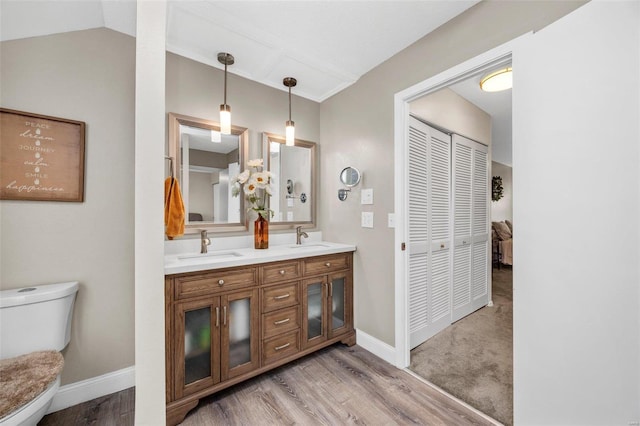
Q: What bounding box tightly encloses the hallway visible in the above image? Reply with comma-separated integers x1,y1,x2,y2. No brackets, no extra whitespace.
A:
410,268,513,425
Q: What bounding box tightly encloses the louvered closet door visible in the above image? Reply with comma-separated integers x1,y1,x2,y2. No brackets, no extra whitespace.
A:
408,117,452,349
451,134,490,322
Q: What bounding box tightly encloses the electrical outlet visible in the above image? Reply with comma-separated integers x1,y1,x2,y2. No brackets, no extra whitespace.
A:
361,188,374,205
361,212,374,228
287,211,294,221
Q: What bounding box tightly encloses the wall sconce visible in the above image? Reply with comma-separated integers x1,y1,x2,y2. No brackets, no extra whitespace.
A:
283,77,297,146
479,67,512,92
218,52,234,134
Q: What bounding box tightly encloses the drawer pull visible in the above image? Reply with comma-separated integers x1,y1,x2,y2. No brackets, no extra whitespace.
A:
279,270,286,275
274,318,290,325
273,293,290,300
325,262,331,267
218,279,224,286
274,342,291,351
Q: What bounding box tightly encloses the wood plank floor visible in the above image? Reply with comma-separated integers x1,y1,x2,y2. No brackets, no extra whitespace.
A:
40,345,498,425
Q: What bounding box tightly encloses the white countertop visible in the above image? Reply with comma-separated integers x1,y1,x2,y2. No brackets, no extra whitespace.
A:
165,239,356,275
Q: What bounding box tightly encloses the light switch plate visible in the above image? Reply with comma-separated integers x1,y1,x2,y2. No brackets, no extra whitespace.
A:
388,213,395,228
361,211,374,228
361,188,373,205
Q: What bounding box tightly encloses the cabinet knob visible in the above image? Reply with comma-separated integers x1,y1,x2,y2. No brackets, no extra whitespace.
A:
279,270,286,275
325,262,331,267
440,244,445,249
218,279,224,286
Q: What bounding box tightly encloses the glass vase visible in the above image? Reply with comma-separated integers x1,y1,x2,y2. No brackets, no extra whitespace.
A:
254,215,269,249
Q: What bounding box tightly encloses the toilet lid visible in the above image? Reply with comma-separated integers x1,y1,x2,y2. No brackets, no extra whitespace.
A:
0,351,63,419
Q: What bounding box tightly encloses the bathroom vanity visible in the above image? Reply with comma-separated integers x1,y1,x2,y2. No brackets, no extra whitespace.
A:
164,243,355,425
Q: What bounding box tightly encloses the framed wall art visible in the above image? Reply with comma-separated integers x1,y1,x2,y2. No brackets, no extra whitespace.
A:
0,108,86,202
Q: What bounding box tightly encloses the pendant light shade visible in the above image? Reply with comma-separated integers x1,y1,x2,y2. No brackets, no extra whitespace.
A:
218,52,234,134
479,67,512,92
283,77,297,146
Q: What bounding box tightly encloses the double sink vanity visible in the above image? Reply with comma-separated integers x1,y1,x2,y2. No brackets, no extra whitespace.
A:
164,235,356,425
165,112,356,424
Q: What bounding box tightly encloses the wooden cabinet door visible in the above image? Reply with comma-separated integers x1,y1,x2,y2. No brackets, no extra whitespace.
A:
220,288,260,381
174,297,221,399
301,277,327,349
328,271,353,339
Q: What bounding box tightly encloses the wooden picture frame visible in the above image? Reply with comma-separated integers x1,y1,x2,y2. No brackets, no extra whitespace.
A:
0,108,86,202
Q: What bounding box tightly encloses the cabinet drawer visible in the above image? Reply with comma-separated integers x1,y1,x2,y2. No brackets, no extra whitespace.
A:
262,306,300,339
303,254,351,276
262,282,299,312
262,330,300,365
261,261,301,284
174,267,258,300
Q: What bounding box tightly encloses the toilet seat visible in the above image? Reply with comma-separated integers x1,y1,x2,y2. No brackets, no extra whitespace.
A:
0,377,59,426
0,351,64,426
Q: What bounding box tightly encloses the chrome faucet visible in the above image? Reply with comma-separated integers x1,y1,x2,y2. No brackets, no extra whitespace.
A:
200,230,211,253
296,226,309,245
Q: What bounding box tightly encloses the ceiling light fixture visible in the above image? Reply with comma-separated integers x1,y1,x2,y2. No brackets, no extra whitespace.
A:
479,67,512,92
283,77,297,146
218,52,234,134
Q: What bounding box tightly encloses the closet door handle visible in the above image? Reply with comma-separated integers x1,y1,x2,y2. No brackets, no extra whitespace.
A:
215,307,220,328
223,306,227,326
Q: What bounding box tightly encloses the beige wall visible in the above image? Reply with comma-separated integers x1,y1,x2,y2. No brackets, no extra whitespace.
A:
0,28,322,386
410,88,491,145
0,29,136,384
319,1,585,345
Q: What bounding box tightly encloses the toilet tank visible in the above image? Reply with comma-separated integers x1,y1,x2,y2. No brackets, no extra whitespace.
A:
0,281,79,360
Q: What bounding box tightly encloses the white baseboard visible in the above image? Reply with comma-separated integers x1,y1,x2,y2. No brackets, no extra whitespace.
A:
356,328,396,365
48,366,135,414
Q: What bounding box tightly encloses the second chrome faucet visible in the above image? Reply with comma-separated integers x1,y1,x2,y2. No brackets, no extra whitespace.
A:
200,230,211,253
296,226,308,245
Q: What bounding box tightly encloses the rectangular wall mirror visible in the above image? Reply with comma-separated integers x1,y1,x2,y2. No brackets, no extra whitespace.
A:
169,112,249,233
263,132,316,229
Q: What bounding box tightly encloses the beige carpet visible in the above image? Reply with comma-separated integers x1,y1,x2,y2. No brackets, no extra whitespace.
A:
410,268,513,425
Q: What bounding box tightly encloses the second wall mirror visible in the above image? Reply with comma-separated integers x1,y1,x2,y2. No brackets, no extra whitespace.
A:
168,112,249,233
263,133,316,229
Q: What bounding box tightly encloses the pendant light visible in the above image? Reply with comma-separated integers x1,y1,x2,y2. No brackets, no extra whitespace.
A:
218,52,234,134
479,67,512,92
283,77,297,146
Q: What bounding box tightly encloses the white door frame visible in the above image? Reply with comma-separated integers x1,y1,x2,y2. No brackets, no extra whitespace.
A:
393,34,528,369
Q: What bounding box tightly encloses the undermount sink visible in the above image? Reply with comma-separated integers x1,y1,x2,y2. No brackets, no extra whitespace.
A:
287,243,330,249
177,251,243,260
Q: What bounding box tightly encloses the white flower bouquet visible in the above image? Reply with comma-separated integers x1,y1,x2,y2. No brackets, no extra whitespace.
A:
232,159,275,220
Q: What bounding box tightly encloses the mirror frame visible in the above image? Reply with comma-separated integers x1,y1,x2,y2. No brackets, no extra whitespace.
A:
340,166,361,187
262,132,317,230
168,112,249,234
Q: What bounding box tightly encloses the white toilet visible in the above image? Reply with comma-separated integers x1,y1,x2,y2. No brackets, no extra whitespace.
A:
0,281,79,426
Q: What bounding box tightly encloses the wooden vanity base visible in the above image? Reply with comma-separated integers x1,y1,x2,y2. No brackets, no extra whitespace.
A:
165,252,355,425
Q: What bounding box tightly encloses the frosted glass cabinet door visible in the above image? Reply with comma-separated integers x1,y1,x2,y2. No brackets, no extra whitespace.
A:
221,288,259,381
328,271,352,338
175,298,220,399
302,278,327,349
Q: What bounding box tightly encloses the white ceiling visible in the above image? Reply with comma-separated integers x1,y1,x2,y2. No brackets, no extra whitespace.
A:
449,69,512,165
0,0,478,102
